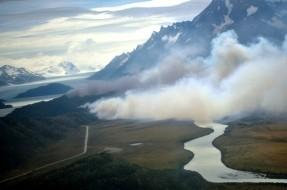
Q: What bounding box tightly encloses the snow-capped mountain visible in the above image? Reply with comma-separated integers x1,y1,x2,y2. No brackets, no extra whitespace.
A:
36,61,80,77
90,0,287,80
0,65,45,86
58,61,80,75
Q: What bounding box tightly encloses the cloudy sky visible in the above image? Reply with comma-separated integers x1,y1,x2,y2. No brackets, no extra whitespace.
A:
0,0,210,73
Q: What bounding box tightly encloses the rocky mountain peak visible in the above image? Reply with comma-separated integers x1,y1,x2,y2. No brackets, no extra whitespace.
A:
90,0,287,80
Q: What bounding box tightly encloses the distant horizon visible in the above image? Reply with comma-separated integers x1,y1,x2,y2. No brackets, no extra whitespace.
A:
0,0,210,74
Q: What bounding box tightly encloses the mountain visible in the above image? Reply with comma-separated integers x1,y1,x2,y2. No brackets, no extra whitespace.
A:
58,61,80,75
0,65,45,85
14,83,73,99
0,80,7,86
0,99,12,109
36,61,80,77
90,0,287,80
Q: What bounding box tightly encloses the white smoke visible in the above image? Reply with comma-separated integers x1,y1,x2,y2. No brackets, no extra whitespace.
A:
68,54,195,97
85,31,287,122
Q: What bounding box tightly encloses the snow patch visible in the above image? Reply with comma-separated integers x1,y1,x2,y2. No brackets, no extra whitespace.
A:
0,65,38,77
119,55,129,66
36,61,80,77
0,65,43,85
225,0,233,15
213,15,234,33
161,32,181,44
266,16,287,29
246,5,258,16
213,0,234,34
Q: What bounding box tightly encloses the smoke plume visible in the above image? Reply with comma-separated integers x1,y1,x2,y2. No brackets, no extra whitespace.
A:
68,54,195,97
85,31,287,122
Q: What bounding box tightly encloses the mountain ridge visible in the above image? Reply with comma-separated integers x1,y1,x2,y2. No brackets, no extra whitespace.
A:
0,65,45,86
14,83,73,99
90,0,287,80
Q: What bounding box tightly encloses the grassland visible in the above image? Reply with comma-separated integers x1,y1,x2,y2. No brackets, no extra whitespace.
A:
1,119,211,181
2,119,287,189
87,120,212,169
214,122,287,176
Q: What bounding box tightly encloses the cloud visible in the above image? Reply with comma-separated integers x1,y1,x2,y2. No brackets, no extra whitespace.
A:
85,31,287,122
0,0,210,73
92,0,191,12
111,0,212,22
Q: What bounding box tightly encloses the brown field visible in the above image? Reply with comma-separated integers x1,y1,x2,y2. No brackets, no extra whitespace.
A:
214,122,287,175
2,120,211,180
87,120,212,169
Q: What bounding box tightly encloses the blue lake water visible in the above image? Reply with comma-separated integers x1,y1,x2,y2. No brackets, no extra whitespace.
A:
0,72,93,117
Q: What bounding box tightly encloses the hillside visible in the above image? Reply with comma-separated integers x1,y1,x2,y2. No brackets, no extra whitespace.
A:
15,83,72,99
0,94,102,175
0,99,12,109
3,154,286,190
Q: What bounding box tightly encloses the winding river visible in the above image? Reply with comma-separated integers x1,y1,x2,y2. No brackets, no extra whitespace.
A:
184,122,287,183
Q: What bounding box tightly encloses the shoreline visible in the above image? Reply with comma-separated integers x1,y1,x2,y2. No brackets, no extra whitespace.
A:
213,124,287,180
183,122,287,183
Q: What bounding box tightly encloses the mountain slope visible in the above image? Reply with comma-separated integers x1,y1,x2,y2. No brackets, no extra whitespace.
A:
5,154,210,190
0,94,100,175
90,0,287,80
0,65,45,85
0,99,12,109
14,83,72,99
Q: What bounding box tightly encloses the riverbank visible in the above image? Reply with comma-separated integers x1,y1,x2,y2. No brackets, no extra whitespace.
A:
184,122,287,183
214,122,287,178
87,120,212,170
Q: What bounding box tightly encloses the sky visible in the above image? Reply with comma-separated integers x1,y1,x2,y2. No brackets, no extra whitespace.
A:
0,0,211,73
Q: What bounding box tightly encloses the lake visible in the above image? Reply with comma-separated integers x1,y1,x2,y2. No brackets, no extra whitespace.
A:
0,72,93,117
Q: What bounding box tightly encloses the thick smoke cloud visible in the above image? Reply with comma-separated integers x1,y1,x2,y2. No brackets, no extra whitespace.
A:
85,31,287,122
68,54,195,97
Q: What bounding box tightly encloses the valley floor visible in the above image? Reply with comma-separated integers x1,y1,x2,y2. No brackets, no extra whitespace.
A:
1,120,211,182
1,119,287,189
86,120,212,169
